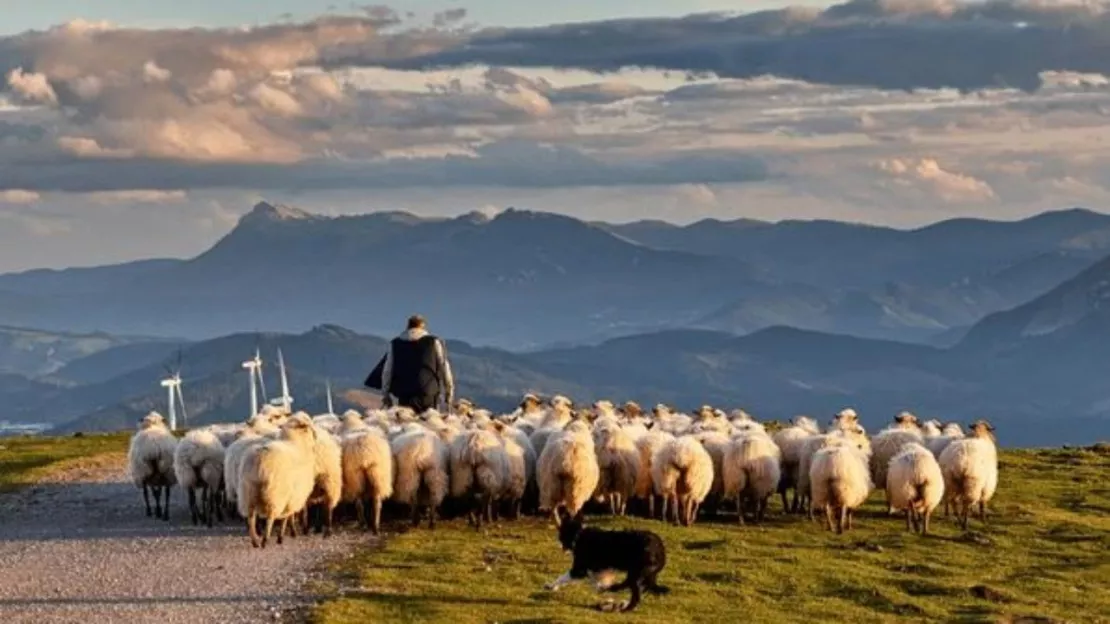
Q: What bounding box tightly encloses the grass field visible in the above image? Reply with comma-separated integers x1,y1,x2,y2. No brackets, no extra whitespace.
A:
0,432,130,492
311,448,1110,624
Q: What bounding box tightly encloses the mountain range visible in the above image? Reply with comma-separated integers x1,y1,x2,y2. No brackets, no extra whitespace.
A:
1,202,1109,445
2,203,1110,350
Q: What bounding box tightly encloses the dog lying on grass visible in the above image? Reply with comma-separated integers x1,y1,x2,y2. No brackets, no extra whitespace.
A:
543,508,669,612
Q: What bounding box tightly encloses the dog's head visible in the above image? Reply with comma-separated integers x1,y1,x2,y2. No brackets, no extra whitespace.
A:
555,508,584,552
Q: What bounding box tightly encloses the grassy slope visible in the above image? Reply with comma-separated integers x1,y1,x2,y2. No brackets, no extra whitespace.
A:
0,432,130,492
312,449,1110,624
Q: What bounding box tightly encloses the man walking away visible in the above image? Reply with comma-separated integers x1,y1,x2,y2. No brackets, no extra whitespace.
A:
379,315,455,413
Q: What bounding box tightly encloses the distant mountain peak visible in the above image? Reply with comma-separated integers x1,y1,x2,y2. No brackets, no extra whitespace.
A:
240,201,318,225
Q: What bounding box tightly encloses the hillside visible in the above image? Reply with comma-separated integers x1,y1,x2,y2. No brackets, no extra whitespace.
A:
0,325,171,378
2,204,1109,350
27,318,1103,445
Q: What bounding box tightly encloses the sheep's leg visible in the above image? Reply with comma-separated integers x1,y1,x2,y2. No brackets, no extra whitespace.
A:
512,497,522,520
323,505,333,538
978,501,987,524
428,504,438,530
214,485,225,522
646,494,655,520
823,505,834,532
186,487,198,525
371,497,383,536
153,485,163,518
355,498,367,530
411,503,421,528
691,500,701,526
484,493,495,525
142,485,153,517
835,506,846,534
922,509,932,535
757,497,768,524
659,496,668,523
905,509,913,532
248,510,261,548
780,490,789,514
736,493,746,526
164,486,172,521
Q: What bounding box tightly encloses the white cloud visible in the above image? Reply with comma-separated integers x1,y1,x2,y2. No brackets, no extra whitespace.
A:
0,189,41,204
142,61,173,84
6,69,58,106
83,190,188,204
878,158,997,203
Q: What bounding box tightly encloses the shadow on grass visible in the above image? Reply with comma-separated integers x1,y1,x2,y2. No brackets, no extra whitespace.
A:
345,589,521,620
823,580,927,617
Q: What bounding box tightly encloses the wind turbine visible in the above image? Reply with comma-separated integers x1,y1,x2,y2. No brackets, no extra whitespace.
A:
241,350,263,418
269,347,293,413
325,378,335,416
160,350,187,431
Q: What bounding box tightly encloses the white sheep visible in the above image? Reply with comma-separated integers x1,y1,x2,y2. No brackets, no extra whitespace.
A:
634,429,674,519
449,425,509,528
939,421,998,530
530,397,573,459
772,415,821,513
305,422,343,537
238,413,318,548
926,421,965,459
127,412,178,521
796,426,870,518
537,420,600,523
173,428,226,527
691,430,730,516
592,422,641,516
869,412,924,508
340,427,394,534
495,422,536,518
222,417,281,517
391,426,450,529
652,435,714,526
313,413,342,435
887,442,945,535
723,430,782,525
809,437,873,534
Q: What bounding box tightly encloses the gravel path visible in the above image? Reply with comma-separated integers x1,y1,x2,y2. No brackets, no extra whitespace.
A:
0,455,364,624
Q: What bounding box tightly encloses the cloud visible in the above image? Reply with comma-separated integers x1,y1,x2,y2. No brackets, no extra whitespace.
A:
0,189,40,204
878,157,997,202
6,68,58,105
83,190,189,204
375,0,1110,92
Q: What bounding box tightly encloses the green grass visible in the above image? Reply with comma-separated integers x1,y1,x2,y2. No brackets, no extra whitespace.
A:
0,432,131,492
312,448,1110,624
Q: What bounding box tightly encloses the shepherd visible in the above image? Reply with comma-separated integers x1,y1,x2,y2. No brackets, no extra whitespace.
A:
365,315,455,413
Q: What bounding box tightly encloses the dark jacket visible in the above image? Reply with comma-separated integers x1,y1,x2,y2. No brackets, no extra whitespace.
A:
369,328,455,410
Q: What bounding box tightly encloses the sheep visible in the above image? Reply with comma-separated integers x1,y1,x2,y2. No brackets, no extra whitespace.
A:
530,396,573,458
305,422,343,537
537,420,600,523
887,442,945,535
634,429,674,519
796,426,871,518
652,404,691,437
926,421,965,459
723,430,782,525
127,412,178,521
618,402,650,441
592,421,641,516
939,420,999,530
238,413,318,548
652,435,714,526
449,425,509,528
222,417,281,517
391,426,450,529
869,412,924,508
829,408,863,434
691,430,730,516
173,428,226,527
340,427,394,534
809,437,873,534
495,422,536,518
313,413,342,435
772,415,821,513
207,423,243,448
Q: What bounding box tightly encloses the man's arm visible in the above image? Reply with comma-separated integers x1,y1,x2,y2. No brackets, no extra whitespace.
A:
436,338,455,405
380,343,393,400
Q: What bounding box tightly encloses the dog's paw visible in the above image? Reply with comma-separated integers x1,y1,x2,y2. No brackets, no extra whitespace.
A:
617,600,634,612
543,583,559,592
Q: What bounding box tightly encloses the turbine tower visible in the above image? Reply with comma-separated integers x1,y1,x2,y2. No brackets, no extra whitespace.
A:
326,378,335,416
160,351,187,430
271,347,293,413
241,352,261,418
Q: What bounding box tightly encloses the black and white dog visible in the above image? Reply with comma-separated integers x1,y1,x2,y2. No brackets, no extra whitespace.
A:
543,509,669,612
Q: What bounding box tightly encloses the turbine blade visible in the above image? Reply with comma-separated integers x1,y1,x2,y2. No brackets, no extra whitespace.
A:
176,384,188,428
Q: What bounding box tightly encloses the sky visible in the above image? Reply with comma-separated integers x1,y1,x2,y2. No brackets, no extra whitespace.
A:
4,0,1110,272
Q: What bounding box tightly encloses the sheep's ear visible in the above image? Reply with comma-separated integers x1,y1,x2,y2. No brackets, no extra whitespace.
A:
645,421,655,430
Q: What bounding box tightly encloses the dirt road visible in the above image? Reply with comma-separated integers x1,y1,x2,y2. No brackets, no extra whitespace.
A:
0,455,362,623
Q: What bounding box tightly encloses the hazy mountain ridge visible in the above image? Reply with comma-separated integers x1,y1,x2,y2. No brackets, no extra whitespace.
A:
21,315,1106,446
2,203,1108,349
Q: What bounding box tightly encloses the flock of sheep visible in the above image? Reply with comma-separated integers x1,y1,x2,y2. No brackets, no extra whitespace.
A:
126,393,1000,548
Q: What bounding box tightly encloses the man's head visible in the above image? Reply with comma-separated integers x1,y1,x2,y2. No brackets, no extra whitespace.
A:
406,315,426,330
